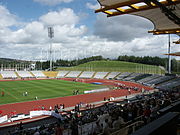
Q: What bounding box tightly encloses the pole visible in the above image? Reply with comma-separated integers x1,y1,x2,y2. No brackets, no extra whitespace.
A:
50,41,52,71
48,27,54,71
168,34,171,74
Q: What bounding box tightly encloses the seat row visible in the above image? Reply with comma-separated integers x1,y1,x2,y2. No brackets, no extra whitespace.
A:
57,71,120,79
0,71,46,79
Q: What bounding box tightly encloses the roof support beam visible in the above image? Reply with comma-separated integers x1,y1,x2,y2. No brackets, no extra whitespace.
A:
146,0,180,25
148,28,180,35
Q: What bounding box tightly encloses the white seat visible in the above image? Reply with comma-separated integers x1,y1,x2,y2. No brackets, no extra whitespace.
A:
0,71,17,79
66,71,81,78
79,71,95,78
93,72,108,79
31,71,46,78
106,72,120,79
17,71,33,78
57,71,69,78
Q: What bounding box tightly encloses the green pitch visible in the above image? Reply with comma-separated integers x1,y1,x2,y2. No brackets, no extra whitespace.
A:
0,79,103,105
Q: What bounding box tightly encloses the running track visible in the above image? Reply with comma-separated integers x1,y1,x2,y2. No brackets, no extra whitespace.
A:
0,78,153,116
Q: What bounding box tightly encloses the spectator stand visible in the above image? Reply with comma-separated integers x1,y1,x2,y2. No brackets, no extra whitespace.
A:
156,77,180,90
31,71,46,78
105,72,120,79
144,75,175,86
57,71,70,78
79,71,95,79
16,71,33,79
65,71,82,78
123,73,142,81
0,71,17,79
116,72,132,80
137,74,161,84
93,72,109,79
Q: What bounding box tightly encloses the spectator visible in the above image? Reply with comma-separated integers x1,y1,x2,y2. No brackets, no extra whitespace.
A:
93,121,103,134
55,123,63,135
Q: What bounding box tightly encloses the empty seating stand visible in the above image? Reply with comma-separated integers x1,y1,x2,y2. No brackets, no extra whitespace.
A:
156,78,180,90
93,72,109,79
106,72,120,79
65,71,81,78
116,72,131,80
0,71,17,79
16,71,33,78
79,71,95,78
123,73,141,81
145,76,175,86
31,71,46,78
57,71,69,78
137,75,161,84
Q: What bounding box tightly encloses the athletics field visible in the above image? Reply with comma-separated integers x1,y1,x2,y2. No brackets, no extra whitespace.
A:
0,79,103,105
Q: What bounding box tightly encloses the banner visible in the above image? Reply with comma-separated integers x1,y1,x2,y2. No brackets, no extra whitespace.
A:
0,115,8,123
84,88,109,94
30,110,64,120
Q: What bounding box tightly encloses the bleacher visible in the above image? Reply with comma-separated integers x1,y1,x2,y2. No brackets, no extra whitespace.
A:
132,74,151,82
144,75,175,86
116,72,131,80
65,71,82,78
137,74,161,84
57,71,69,78
79,71,95,78
31,71,46,78
106,72,120,79
0,71,17,79
93,72,109,79
123,73,142,81
16,71,33,78
156,78,180,90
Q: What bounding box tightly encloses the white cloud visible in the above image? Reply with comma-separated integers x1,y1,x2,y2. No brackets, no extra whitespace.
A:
0,5,18,28
33,0,73,6
94,14,154,41
39,8,79,26
86,2,100,10
0,5,179,61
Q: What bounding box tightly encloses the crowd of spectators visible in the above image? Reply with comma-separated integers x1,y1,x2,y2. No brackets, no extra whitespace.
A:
114,83,140,91
6,89,180,135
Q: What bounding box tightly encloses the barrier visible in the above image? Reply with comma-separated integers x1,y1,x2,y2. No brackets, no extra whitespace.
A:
84,88,109,94
0,115,8,123
30,110,63,120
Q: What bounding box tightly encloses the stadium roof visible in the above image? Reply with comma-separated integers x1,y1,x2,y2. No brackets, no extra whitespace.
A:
95,0,180,35
164,52,180,56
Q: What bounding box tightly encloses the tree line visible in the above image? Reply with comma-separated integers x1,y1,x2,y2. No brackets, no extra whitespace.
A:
0,56,179,73
35,55,179,73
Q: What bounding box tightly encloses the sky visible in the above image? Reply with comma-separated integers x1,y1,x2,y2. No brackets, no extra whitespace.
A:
0,0,179,61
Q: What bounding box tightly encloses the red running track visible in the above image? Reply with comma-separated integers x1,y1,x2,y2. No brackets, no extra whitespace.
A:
0,79,153,116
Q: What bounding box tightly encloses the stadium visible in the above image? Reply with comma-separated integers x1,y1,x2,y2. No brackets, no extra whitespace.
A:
0,0,180,135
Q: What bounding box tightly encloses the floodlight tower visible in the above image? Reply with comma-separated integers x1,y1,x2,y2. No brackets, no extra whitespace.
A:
48,27,54,71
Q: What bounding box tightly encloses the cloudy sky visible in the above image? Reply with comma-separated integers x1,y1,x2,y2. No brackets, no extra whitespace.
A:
0,0,179,61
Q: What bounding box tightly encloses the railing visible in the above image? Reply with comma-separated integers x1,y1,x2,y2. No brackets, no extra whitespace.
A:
110,121,144,135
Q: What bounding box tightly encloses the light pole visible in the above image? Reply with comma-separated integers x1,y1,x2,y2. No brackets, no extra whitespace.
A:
48,27,54,71
168,34,171,74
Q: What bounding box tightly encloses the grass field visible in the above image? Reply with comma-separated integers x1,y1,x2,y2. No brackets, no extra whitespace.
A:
57,60,165,74
0,79,103,105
